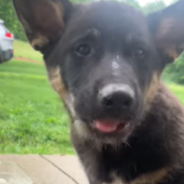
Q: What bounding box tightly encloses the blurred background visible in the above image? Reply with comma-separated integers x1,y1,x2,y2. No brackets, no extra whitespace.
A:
0,0,183,155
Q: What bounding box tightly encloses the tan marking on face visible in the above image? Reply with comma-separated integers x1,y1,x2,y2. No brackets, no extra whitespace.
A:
31,35,49,48
165,45,178,60
164,43,184,61
144,72,160,106
47,67,66,98
47,67,76,120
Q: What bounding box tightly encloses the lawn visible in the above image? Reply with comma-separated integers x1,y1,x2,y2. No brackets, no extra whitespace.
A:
0,60,74,154
13,40,43,62
167,83,184,104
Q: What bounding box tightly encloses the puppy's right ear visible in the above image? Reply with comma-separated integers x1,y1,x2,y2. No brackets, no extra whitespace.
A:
13,0,73,51
147,0,184,64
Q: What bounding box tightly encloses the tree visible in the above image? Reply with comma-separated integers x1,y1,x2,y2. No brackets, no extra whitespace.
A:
0,0,27,40
142,1,166,14
123,0,141,10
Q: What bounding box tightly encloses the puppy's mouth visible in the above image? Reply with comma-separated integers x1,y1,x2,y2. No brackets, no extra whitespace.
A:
91,119,128,133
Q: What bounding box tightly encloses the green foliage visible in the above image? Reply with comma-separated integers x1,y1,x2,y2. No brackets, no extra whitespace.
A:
0,0,27,41
123,0,141,10
143,1,166,14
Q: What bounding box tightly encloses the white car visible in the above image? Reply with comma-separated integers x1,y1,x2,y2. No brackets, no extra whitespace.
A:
0,19,14,64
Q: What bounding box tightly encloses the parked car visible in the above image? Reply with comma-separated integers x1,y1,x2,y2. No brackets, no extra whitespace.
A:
0,19,14,64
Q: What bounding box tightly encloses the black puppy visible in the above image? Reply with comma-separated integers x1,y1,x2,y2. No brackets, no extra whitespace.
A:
13,0,184,183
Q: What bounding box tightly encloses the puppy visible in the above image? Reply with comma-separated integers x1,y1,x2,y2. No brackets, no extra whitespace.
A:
13,0,184,183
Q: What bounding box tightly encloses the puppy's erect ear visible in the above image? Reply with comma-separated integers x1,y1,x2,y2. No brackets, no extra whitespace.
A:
13,0,73,51
147,0,184,63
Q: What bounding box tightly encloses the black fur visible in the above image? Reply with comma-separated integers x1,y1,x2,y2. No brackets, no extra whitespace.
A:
13,0,184,183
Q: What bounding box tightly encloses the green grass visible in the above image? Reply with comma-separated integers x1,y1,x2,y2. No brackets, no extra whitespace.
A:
0,59,184,154
0,60,74,154
167,83,184,104
13,40,43,62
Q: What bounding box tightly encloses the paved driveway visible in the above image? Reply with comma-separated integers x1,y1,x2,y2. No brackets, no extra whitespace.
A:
0,155,89,184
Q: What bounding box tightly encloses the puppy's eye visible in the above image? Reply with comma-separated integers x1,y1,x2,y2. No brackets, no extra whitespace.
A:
133,48,146,59
75,44,91,56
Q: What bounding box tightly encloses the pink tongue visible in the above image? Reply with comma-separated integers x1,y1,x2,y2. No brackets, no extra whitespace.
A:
94,120,120,133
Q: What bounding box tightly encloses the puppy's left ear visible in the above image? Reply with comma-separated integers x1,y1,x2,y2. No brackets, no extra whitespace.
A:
147,0,184,63
12,0,73,52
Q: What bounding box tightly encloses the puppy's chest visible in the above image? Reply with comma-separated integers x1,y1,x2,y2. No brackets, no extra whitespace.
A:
103,178,151,184
103,177,123,184
101,168,167,184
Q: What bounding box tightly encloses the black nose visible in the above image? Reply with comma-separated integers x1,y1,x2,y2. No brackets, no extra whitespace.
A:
99,84,135,110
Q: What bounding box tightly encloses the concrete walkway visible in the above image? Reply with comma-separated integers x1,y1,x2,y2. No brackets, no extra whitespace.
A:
0,155,89,184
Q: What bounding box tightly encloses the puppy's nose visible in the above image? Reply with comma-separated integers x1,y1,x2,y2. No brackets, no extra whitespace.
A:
98,84,135,110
